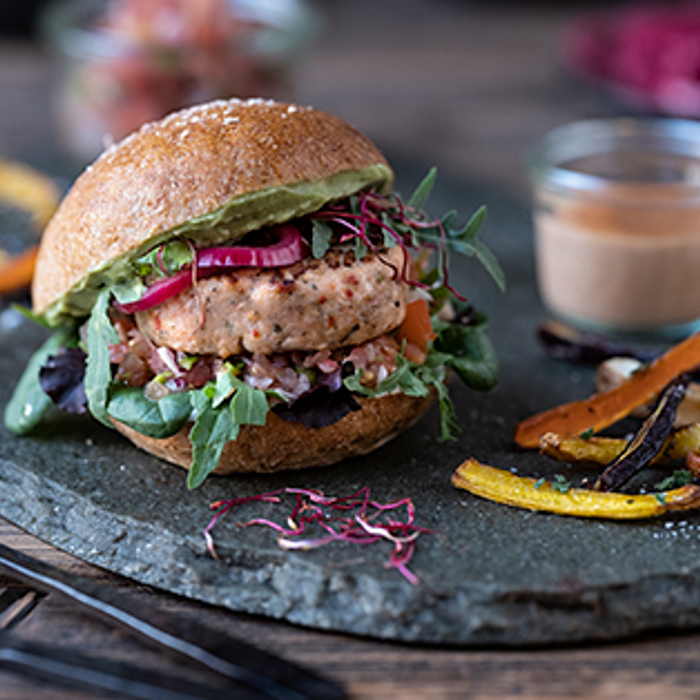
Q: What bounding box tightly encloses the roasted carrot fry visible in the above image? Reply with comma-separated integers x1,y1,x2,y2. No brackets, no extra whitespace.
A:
451,458,700,519
667,424,700,460
514,332,700,449
0,159,59,295
541,424,700,467
397,298,436,353
540,432,629,465
0,246,38,294
0,159,60,229
686,451,700,478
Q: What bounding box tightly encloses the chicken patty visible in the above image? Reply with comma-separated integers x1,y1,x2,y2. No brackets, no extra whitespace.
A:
135,244,409,357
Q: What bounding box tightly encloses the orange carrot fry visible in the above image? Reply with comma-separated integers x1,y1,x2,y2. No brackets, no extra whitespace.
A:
687,451,700,478
515,332,700,449
0,246,39,295
397,298,436,353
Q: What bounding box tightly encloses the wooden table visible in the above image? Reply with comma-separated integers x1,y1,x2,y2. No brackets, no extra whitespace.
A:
1,1,698,697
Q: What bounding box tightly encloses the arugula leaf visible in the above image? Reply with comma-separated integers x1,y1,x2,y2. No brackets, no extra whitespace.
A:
340,371,366,396
344,354,457,440
11,303,53,328
343,307,498,441
185,376,269,488
408,167,437,210
552,474,572,494
4,327,75,434
382,227,398,248
344,354,428,399
311,219,333,259
84,289,119,427
111,276,146,306
211,363,239,408
412,201,505,294
416,364,458,441
229,378,268,425
377,354,430,397
354,237,367,261
107,386,192,438
449,206,505,293
654,470,693,491
188,391,241,490
135,239,194,278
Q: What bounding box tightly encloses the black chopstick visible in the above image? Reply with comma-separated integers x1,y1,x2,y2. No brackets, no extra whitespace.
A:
0,543,345,700
0,632,245,700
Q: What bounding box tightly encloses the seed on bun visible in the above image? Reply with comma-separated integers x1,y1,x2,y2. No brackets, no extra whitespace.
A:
6,98,502,488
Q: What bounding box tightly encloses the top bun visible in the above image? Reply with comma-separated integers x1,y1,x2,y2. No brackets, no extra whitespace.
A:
33,98,393,325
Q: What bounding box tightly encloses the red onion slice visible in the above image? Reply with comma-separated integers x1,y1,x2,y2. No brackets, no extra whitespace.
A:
115,269,193,315
196,225,306,270
115,225,307,315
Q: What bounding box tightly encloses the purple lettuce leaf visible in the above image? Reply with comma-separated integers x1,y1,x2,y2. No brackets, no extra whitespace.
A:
272,368,360,429
38,347,88,414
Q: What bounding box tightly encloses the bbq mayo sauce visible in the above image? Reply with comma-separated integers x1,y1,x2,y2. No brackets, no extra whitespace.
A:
535,185,700,331
531,119,700,338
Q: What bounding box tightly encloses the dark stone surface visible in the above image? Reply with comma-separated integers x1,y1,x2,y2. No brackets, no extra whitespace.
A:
2,162,699,646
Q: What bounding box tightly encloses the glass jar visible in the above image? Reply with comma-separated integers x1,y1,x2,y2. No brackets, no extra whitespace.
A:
40,0,320,162
530,117,700,338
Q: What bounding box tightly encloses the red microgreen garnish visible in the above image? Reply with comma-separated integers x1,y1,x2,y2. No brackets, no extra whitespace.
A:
204,487,432,585
311,190,446,296
308,169,505,301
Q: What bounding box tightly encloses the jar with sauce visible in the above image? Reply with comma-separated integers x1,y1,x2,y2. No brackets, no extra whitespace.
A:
530,118,700,338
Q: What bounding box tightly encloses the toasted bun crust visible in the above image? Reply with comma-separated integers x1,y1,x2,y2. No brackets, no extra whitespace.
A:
33,98,390,316
112,392,435,475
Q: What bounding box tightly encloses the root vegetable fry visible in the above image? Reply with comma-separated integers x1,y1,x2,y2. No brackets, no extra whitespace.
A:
451,458,700,519
0,246,38,295
514,332,700,449
687,451,700,478
541,423,700,466
0,159,59,296
592,373,689,492
397,298,436,353
0,159,59,229
0,160,60,228
540,432,630,465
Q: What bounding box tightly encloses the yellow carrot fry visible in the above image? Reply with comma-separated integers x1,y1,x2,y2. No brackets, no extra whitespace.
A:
0,159,60,229
540,432,627,465
540,423,700,467
451,458,700,519
664,423,700,460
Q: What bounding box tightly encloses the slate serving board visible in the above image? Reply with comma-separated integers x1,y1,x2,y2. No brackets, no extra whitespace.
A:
2,161,698,647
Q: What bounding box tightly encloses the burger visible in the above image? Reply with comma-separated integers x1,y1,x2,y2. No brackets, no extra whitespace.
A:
4,98,502,488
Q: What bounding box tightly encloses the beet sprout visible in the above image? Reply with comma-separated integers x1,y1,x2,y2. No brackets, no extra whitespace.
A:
156,244,167,276
310,190,464,301
204,486,432,584
204,490,282,559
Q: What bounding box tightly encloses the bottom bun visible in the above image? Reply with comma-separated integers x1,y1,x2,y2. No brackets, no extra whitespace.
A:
112,392,436,475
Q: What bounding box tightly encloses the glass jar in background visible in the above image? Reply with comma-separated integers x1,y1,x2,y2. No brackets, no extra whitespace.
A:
530,117,700,339
40,0,320,162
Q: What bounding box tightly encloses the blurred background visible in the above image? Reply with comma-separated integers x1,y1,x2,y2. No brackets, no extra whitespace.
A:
2,0,689,194
3,0,700,334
